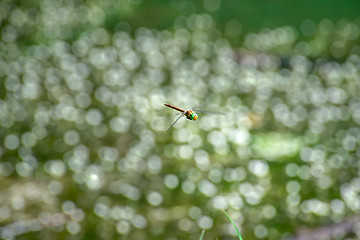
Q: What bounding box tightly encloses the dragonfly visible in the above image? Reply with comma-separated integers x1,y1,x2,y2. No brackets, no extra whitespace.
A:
164,103,224,131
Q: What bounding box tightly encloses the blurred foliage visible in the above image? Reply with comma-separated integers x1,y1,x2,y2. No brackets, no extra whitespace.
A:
0,0,360,240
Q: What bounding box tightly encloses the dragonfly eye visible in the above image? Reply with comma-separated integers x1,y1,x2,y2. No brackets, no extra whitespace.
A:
191,113,198,120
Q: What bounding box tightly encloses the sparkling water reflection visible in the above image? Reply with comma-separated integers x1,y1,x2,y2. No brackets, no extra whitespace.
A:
1,2,360,239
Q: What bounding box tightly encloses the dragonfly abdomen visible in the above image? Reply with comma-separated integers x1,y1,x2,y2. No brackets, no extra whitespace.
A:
164,104,185,113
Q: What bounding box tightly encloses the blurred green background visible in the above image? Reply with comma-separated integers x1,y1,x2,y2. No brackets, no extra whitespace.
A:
1,0,360,239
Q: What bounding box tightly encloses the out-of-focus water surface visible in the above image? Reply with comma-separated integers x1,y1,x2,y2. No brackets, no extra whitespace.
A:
1,0,360,239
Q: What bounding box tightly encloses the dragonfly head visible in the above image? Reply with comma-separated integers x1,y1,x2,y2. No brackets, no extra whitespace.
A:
190,112,198,121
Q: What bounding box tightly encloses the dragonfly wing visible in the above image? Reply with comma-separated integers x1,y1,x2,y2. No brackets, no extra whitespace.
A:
167,112,185,132
193,109,225,115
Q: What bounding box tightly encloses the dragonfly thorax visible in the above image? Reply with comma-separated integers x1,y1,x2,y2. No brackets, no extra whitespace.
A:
186,110,198,121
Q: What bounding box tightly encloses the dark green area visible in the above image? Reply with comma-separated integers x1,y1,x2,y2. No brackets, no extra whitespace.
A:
118,0,360,35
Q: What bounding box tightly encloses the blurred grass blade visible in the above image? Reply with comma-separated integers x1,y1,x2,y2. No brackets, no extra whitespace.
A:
222,210,243,240
198,229,205,240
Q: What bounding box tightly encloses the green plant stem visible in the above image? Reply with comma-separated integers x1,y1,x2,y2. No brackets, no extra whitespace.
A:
222,210,244,240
